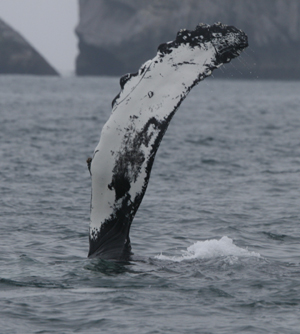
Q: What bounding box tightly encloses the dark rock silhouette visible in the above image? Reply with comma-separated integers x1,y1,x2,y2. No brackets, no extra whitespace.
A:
0,18,58,76
75,0,300,79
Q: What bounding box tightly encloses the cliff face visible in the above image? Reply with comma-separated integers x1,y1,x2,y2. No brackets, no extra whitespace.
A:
76,0,300,79
0,18,58,76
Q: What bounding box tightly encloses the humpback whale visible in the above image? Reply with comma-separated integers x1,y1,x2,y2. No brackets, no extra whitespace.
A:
88,23,248,259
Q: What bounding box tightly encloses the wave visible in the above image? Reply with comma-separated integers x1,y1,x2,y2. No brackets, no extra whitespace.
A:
155,236,260,262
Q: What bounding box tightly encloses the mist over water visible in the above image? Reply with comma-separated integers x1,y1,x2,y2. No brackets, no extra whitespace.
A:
0,76,300,333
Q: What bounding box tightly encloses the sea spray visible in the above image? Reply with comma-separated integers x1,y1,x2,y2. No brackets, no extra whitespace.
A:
155,236,260,262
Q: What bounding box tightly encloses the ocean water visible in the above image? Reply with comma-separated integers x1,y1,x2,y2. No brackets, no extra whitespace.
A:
0,75,299,334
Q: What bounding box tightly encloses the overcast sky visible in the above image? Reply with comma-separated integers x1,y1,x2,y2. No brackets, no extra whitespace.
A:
0,0,78,74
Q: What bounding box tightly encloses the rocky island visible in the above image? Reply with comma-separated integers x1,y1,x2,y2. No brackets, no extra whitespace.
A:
75,0,300,79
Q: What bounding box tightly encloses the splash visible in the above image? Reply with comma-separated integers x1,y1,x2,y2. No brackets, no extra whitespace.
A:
155,236,260,262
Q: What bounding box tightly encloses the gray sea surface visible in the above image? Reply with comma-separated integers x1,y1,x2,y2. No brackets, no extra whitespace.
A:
0,75,300,334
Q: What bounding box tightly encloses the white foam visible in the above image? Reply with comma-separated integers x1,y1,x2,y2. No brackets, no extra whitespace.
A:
155,236,260,262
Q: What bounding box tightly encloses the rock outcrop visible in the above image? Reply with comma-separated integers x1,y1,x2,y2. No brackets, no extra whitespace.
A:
0,18,58,75
75,0,300,79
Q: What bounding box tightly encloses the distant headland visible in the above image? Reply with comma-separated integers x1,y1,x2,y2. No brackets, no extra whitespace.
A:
0,18,58,76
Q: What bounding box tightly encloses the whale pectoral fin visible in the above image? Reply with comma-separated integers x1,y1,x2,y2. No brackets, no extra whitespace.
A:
88,23,248,259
